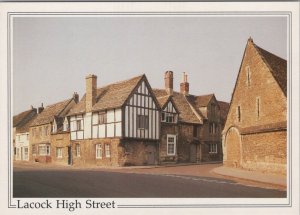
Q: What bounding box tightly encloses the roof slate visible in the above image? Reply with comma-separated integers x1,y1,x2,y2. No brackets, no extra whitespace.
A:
31,98,73,126
68,75,144,115
153,89,202,124
254,44,287,96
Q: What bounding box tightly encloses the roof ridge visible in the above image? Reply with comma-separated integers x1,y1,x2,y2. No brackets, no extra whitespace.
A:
96,74,144,90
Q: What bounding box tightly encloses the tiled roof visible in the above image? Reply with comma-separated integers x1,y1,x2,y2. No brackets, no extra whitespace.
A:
17,114,38,133
13,109,35,127
13,108,37,133
254,44,287,96
153,89,202,124
31,98,73,126
191,94,214,107
68,75,144,115
218,100,230,122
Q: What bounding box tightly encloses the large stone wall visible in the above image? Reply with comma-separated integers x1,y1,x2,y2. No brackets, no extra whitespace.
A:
241,131,286,175
51,132,70,165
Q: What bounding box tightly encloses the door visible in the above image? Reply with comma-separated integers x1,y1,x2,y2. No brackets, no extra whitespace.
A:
190,143,197,163
68,146,72,165
146,144,156,165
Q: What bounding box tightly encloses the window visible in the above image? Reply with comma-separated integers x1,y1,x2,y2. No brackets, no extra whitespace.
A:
237,106,241,122
167,134,176,156
256,97,260,119
209,144,218,153
63,121,69,131
24,147,29,160
75,144,80,157
56,148,62,158
105,144,111,158
96,144,102,159
246,66,251,86
166,113,175,123
52,124,57,133
38,144,50,156
76,120,82,130
98,112,107,124
161,112,166,122
137,115,149,129
209,123,217,134
32,144,36,155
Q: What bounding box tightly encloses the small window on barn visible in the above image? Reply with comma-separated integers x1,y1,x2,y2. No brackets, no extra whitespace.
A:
256,97,260,119
237,106,241,122
246,66,251,86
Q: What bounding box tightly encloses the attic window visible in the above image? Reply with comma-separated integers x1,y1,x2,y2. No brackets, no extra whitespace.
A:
246,66,251,86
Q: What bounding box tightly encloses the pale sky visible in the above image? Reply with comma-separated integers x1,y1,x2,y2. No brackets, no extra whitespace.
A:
13,16,287,115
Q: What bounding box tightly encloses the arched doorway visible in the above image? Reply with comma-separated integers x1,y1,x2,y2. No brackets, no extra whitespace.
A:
224,127,241,168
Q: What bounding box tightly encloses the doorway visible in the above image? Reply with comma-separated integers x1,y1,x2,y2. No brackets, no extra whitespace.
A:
68,146,72,165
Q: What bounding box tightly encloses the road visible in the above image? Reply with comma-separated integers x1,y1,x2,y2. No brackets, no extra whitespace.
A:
13,163,286,198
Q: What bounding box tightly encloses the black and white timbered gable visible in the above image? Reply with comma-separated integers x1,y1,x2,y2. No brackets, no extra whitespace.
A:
123,76,161,140
161,98,179,123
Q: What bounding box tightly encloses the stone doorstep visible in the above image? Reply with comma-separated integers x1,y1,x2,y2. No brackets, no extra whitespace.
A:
212,166,287,187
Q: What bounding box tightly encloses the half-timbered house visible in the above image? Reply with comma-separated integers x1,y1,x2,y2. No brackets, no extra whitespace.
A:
67,74,161,166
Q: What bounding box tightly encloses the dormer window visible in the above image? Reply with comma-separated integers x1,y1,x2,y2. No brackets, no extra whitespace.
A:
161,101,178,123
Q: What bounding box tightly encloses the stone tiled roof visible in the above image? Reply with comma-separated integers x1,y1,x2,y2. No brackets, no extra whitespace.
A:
13,109,35,127
153,89,202,124
68,75,144,115
254,44,287,96
191,94,214,107
13,108,37,133
31,98,73,126
218,100,230,122
240,121,287,135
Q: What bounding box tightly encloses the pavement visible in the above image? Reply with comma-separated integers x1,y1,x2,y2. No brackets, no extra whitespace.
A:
212,166,287,187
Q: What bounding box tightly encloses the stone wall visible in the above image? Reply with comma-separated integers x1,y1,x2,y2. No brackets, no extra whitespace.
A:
51,132,70,165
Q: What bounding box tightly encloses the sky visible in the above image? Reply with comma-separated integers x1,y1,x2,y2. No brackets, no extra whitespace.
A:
13,16,287,115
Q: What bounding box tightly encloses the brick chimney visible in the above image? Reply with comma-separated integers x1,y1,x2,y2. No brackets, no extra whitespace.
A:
38,103,44,114
73,92,79,103
180,72,189,95
164,71,173,95
85,74,97,112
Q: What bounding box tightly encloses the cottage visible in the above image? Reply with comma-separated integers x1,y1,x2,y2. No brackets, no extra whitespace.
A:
154,71,229,164
67,74,161,166
222,38,287,175
29,94,78,163
13,106,38,161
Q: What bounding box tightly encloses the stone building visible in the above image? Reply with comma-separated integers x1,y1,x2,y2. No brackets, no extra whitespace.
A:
13,107,38,161
67,74,161,166
29,94,78,163
222,38,287,175
153,71,229,164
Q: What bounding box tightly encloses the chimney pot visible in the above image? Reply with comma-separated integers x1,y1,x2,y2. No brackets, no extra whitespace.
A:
164,71,173,95
86,74,97,112
180,72,189,95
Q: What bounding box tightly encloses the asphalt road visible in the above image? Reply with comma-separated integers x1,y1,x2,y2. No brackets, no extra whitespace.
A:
13,167,286,198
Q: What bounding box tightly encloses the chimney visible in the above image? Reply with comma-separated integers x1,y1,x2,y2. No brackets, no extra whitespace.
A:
180,72,189,95
248,36,253,44
38,103,44,114
73,92,79,103
164,71,173,95
85,74,97,112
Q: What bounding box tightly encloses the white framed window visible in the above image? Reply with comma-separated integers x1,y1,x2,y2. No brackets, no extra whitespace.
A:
39,144,50,156
98,112,107,124
209,123,217,134
76,120,82,130
209,144,218,154
56,148,63,158
24,147,29,160
167,134,176,156
75,144,80,157
96,144,102,159
105,144,111,158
